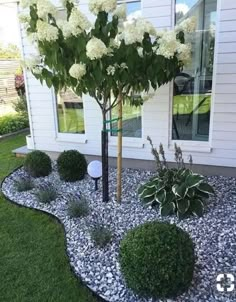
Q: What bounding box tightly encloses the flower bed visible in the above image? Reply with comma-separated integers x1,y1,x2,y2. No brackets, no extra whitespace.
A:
2,165,236,302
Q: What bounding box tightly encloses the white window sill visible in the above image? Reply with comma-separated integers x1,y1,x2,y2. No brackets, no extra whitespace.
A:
109,138,144,149
169,141,212,153
56,133,87,144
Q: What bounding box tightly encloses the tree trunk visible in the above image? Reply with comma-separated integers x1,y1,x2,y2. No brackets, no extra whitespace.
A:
117,92,123,203
102,111,109,202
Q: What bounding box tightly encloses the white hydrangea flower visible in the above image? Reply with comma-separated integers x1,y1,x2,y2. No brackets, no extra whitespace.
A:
86,37,108,60
23,55,41,70
137,47,143,58
27,32,38,44
18,13,30,24
106,65,116,76
155,31,180,59
20,0,37,9
109,38,120,49
120,63,128,69
69,63,87,80
176,16,197,33
32,66,43,75
57,20,72,38
68,8,91,36
37,20,59,42
177,43,192,65
137,18,156,37
89,0,117,15
113,4,126,20
37,0,57,20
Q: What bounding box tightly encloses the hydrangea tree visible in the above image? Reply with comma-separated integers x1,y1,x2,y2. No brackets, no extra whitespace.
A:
20,0,195,202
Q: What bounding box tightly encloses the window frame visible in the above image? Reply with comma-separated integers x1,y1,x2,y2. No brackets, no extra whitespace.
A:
169,0,219,152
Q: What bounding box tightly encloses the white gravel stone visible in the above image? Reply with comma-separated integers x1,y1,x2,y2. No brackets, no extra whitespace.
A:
1,166,236,302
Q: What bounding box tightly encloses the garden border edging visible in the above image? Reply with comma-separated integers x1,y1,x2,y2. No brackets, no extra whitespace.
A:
0,167,108,302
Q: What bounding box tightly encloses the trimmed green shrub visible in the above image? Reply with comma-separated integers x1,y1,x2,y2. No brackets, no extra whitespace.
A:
57,150,87,182
15,177,34,192
138,138,214,219
0,114,29,135
90,225,112,248
35,183,58,203
24,151,52,178
119,222,195,299
68,194,90,218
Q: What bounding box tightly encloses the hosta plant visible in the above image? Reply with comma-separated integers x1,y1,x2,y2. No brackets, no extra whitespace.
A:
138,139,214,218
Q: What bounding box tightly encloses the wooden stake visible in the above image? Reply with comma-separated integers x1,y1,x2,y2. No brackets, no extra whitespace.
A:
117,91,123,203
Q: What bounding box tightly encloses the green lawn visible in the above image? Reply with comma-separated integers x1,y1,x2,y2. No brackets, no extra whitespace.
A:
0,134,97,302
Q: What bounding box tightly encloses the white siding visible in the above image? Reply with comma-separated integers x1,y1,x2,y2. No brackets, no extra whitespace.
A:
21,0,236,169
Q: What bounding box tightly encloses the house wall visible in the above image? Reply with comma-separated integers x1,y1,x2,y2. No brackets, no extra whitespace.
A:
20,0,236,170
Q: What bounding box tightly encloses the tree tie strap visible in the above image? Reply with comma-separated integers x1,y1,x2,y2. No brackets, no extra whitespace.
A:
103,117,122,124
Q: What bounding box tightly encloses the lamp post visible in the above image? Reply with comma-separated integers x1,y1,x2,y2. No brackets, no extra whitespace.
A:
87,160,102,192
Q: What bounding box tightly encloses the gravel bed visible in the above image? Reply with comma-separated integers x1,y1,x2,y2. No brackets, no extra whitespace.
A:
1,165,236,302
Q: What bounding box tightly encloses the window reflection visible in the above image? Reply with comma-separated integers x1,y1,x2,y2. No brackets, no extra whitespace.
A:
173,0,216,141
57,89,85,134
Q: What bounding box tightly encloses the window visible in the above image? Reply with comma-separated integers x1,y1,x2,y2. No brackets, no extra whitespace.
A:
172,0,217,141
56,89,85,134
110,0,142,138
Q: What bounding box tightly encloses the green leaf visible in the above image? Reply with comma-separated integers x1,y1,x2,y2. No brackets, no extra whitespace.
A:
140,186,156,199
138,184,146,195
177,199,190,214
190,199,204,217
198,182,214,195
173,183,188,198
187,188,195,198
186,174,204,188
155,189,166,204
160,202,175,216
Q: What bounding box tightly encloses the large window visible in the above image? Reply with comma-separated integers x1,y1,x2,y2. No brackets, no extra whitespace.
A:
172,0,217,141
56,89,85,134
111,0,142,138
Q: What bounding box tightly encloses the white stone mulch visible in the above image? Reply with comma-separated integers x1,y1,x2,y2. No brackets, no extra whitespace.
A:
1,165,236,302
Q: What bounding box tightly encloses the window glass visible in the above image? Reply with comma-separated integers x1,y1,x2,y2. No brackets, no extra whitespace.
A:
111,1,142,138
172,0,217,141
57,89,85,134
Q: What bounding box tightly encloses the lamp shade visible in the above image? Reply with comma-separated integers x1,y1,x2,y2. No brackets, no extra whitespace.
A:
87,160,102,179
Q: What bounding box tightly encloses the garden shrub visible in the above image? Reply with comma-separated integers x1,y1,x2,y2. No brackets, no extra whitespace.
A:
35,182,58,203
119,221,195,299
90,225,112,248
24,150,52,178
138,138,214,218
15,176,34,192
0,114,29,135
67,193,90,218
57,150,87,182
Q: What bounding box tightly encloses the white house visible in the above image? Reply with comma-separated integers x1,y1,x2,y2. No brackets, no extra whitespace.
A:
19,0,236,176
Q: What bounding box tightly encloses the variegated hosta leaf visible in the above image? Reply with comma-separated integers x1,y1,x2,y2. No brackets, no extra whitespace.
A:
172,183,188,198
160,202,175,216
190,199,204,217
139,186,156,199
155,189,166,204
177,199,190,214
198,182,214,195
186,173,204,188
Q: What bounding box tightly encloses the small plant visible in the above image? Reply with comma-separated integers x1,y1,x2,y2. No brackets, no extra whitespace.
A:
15,176,34,192
67,193,90,218
57,150,87,182
90,225,112,248
138,138,214,218
24,150,52,178
0,114,29,135
35,183,58,203
119,221,195,299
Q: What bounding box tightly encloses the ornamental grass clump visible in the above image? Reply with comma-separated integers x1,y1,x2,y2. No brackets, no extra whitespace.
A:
24,150,52,178
119,221,195,299
67,193,90,218
90,225,112,248
35,182,58,204
57,150,87,182
15,176,35,192
138,137,214,219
